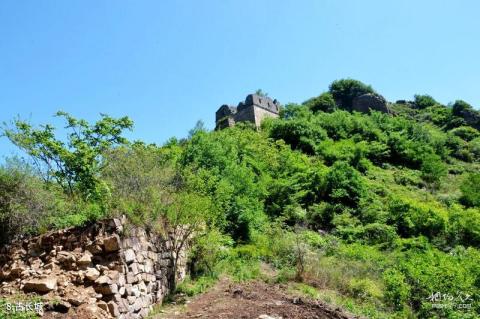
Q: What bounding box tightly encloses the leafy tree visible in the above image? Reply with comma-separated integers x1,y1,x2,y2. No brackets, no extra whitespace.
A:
3,112,133,201
278,103,312,120
451,99,473,116
255,89,269,97
329,79,375,109
102,143,178,224
303,92,336,113
156,192,214,291
413,94,437,109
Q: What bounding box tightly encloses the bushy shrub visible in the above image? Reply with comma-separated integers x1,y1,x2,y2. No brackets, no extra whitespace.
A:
0,160,60,244
268,118,328,154
360,223,398,246
325,161,365,207
470,137,480,160
304,92,336,113
398,248,478,317
189,229,233,276
420,153,447,190
383,269,410,311
452,99,473,117
388,197,448,241
329,79,375,109
460,173,480,207
414,94,437,109
347,278,383,301
450,126,480,142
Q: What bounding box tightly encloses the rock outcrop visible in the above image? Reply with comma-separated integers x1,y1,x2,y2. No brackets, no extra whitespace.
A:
0,217,187,318
352,93,391,114
458,108,480,130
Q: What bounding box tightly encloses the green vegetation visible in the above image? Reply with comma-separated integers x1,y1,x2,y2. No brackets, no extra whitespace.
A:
1,79,480,318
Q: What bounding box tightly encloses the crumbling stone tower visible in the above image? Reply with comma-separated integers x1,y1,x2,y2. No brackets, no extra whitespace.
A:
215,94,280,130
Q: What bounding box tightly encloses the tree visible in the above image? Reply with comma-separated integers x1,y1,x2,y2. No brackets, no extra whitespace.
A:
3,112,133,201
329,79,375,109
255,89,269,97
414,94,437,109
156,192,213,291
303,92,336,113
451,100,473,117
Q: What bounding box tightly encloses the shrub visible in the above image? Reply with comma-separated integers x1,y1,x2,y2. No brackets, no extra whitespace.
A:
0,160,61,244
329,79,375,109
413,94,437,109
470,137,480,160
452,99,473,117
189,229,233,276
388,197,448,241
304,92,336,113
268,118,328,154
360,223,398,246
347,278,383,301
383,269,410,311
325,161,365,207
449,126,480,141
460,173,480,207
420,153,447,190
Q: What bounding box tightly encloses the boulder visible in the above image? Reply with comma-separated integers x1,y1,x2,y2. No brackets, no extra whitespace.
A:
460,108,480,130
94,284,118,295
352,93,391,114
85,267,100,281
67,292,88,306
23,277,57,293
57,251,76,264
96,301,109,313
77,252,93,267
95,275,112,285
70,303,110,319
107,301,120,317
104,235,121,252
124,249,136,264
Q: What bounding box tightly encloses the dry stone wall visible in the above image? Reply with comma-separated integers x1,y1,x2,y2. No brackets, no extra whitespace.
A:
0,217,187,318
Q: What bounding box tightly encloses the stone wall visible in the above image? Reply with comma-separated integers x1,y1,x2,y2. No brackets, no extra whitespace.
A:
253,105,280,127
215,94,280,129
0,217,187,318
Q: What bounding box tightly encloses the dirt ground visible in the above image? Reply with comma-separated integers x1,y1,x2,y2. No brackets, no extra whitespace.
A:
152,279,360,319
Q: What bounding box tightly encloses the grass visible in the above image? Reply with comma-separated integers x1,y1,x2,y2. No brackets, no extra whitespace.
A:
287,283,411,319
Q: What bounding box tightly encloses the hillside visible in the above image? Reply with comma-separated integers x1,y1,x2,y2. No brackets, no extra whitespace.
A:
1,79,480,319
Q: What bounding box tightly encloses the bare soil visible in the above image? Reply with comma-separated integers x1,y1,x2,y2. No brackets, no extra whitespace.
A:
153,278,360,319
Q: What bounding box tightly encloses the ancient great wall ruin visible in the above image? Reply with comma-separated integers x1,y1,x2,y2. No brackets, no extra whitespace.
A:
0,217,187,318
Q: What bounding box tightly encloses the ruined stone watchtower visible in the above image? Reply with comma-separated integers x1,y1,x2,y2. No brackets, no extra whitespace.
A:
215,94,280,130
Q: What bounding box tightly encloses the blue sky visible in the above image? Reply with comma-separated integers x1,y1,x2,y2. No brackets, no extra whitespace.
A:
1,0,479,160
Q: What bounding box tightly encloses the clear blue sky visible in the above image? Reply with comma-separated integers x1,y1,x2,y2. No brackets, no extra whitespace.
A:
1,0,479,160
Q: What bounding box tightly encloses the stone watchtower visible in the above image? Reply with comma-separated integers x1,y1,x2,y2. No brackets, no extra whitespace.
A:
215,94,280,130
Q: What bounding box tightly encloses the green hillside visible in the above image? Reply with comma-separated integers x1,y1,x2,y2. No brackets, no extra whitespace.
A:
2,79,480,318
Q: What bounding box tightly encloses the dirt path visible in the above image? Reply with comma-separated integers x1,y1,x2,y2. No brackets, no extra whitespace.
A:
153,279,360,319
